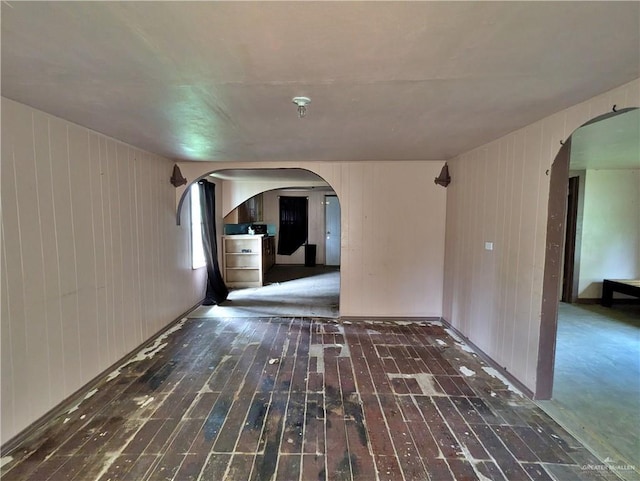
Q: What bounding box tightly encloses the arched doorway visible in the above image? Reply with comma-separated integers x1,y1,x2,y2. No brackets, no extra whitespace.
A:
538,107,639,474
180,168,342,319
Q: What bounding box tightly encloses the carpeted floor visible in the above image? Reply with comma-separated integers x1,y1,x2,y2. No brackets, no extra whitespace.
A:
191,265,340,319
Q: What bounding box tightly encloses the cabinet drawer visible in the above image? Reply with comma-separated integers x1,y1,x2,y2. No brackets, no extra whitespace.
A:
225,254,259,268
225,269,260,283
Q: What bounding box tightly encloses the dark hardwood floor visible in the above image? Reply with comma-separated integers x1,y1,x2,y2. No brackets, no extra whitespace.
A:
1,317,623,480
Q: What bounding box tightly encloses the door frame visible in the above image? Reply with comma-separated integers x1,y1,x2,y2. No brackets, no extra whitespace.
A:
561,173,585,303
324,194,341,266
536,107,638,399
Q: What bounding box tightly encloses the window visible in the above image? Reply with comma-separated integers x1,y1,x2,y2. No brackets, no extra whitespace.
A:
190,184,206,269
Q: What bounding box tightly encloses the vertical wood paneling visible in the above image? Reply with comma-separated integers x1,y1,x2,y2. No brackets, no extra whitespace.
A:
89,132,108,368
501,133,516,367
50,117,83,391
486,143,501,354
496,140,509,358
33,111,66,405
510,131,528,378
521,123,543,382
69,124,99,379
124,149,137,346
137,152,150,341
150,153,160,333
180,159,448,319
443,78,640,392
345,163,365,315
110,141,124,357
116,144,131,343
1,223,16,438
468,151,479,334
2,101,30,433
131,149,143,347
339,161,446,317
100,137,113,361
1,105,18,438
1,98,204,442
15,109,52,418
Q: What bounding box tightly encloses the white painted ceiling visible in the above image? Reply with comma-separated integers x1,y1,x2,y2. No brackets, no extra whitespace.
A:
2,1,639,162
570,109,640,171
210,168,327,183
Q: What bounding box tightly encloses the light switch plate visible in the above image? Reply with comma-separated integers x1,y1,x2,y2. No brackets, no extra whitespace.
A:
485,242,494,251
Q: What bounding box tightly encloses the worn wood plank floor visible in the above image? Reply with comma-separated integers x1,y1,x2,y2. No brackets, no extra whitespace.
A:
1,317,624,480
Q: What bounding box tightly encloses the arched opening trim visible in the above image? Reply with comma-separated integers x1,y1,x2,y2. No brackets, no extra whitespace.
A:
536,106,638,399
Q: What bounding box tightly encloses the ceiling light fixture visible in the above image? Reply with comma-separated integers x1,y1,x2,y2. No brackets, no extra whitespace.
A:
292,96,311,118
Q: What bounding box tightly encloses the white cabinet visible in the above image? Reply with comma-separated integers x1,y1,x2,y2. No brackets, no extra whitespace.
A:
222,235,274,288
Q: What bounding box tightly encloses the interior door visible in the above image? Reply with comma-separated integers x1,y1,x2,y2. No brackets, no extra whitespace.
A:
325,195,341,266
561,176,579,302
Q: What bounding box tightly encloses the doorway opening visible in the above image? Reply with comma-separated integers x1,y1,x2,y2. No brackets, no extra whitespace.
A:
561,175,582,303
192,168,341,319
324,194,341,267
538,108,640,477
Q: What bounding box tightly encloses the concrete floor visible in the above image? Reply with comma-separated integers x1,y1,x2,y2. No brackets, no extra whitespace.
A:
537,303,640,481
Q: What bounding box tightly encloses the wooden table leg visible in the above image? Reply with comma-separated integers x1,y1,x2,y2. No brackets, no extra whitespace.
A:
601,280,613,307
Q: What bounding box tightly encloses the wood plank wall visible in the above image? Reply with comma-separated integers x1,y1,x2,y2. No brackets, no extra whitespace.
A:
178,160,449,319
442,79,640,392
1,98,206,442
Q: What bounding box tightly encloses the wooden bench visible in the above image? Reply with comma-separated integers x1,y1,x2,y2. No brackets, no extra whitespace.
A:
601,279,640,307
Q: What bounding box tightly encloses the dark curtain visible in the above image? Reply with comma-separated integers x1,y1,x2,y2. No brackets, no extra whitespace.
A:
277,196,308,255
198,180,228,305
